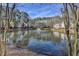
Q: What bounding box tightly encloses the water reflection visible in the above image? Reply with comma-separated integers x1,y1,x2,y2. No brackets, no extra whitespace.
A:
0,30,68,55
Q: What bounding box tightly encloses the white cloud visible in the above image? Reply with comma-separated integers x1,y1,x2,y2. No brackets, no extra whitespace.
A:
33,9,52,18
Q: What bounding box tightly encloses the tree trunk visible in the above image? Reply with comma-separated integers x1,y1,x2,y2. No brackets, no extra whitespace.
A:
63,3,73,56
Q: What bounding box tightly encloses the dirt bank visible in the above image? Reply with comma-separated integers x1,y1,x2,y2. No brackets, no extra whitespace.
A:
6,47,44,56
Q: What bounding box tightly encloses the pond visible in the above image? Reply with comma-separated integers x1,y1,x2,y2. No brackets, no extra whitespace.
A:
0,30,77,56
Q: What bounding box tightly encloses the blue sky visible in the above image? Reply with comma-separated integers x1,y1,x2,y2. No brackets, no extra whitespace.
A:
16,3,63,19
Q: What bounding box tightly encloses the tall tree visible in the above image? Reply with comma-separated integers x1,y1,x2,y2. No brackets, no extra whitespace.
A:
63,3,72,56
10,3,16,28
69,3,78,56
0,3,2,55
63,3,79,56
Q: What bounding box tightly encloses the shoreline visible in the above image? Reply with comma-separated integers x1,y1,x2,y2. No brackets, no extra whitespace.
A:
6,47,44,56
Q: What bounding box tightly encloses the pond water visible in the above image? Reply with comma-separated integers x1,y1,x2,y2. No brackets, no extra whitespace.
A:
0,30,77,56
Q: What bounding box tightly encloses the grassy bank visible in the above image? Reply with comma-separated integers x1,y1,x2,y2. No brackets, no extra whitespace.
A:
42,28,78,35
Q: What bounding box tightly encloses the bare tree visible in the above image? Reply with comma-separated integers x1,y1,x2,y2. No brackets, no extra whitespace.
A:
69,3,78,56
63,3,79,56
63,3,72,56
10,3,16,28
